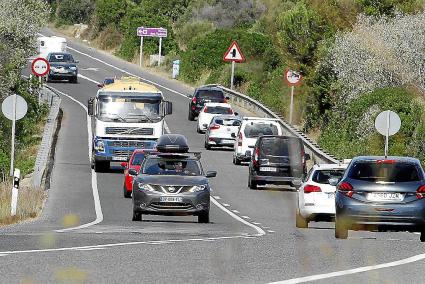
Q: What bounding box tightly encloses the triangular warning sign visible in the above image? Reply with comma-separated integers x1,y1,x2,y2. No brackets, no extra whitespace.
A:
223,41,245,62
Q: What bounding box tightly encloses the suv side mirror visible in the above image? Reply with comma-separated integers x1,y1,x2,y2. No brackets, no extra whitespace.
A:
225,96,230,100
163,101,173,115
128,169,138,176
304,153,311,161
206,171,217,178
234,112,239,116
88,97,95,116
328,178,339,186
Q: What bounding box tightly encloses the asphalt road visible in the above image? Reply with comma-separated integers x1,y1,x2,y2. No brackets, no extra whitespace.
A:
0,29,424,283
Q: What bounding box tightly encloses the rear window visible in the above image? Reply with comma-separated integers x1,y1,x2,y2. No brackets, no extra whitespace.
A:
244,123,279,138
259,137,301,157
205,106,232,114
312,169,345,184
48,53,74,62
196,90,224,100
348,161,422,182
214,117,241,126
131,153,146,166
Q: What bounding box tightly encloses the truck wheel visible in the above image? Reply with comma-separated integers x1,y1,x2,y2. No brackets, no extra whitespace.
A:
335,217,348,239
198,211,209,223
94,161,109,173
296,209,308,228
123,185,131,198
132,211,142,221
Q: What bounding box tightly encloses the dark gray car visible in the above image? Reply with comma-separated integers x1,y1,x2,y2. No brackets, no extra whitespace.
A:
335,156,425,241
46,52,78,83
131,153,217,223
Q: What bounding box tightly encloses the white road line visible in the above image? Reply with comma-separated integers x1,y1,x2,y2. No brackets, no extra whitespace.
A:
78,73,100,84
269,252,425,284
252,222,261,225
267,230,275,233
222,203,230,207
242,216,250,219
75,247,105,251
213,196,221,200
46,86,104,233
232,210,240,214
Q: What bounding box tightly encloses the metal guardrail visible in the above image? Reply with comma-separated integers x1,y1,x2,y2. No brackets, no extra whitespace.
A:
32,86,61,187
210,84,339,164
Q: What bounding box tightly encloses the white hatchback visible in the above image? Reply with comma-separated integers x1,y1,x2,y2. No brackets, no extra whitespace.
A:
204,115,241,149
296,163,347,228
197,103,234,133
233,117,283,165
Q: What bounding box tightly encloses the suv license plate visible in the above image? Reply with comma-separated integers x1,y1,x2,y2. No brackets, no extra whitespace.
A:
367,192,403,202
160,197,183,203
260,167,277,172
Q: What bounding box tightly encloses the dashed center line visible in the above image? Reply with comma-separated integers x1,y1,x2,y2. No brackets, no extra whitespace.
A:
222,203,230,207
232,210,240,214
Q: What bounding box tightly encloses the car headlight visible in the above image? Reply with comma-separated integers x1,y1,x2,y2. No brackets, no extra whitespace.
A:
70,66,77,71
94,139,105,152
189,184,208,192
50,67,57,72
137,183,154,191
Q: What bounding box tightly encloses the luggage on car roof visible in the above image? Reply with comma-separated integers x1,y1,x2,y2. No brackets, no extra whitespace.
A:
156,134,189,153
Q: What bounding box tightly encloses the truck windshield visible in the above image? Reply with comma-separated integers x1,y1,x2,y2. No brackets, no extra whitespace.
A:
97,96,161,122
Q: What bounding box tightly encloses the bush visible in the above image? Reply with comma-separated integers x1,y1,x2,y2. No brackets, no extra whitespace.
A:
55,0,94,25
94,0,127,30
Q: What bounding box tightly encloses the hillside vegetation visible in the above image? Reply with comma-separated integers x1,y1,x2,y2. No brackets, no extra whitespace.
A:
50,0,425,162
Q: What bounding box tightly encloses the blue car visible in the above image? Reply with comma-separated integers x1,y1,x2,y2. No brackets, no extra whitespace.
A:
334,156,425,241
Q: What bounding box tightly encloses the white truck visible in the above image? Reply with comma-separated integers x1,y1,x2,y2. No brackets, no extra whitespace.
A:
37,36,67,58
87,77,173,172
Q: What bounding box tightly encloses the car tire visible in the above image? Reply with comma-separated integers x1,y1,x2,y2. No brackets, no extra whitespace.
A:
420,230,425,242
188,110,195,121
335,217,348,239
197,125,203,134
70,76,78,84
204,140,211,150
132,211,142,221
94,161,110,173
295,209,308,228
46,75,51,83
248,174,257,190
123,185,131,198
233,155,241,165
198,211,209,223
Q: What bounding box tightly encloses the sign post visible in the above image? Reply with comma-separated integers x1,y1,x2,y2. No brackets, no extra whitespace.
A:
11,168,20,216
284,69,302,124
223,41,245,90
2,95,28,176
137,27,168,67
374,110,401,157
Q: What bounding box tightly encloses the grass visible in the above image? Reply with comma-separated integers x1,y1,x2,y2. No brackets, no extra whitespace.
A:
0,180,46,226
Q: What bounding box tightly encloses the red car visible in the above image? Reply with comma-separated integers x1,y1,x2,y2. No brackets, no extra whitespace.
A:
121,149,156,198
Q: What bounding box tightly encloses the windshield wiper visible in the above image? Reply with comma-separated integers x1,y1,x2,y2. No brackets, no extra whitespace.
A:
126,113,154,123
102,113,126,122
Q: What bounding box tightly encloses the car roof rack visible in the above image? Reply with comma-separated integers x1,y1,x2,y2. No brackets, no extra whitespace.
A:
156,134,189,153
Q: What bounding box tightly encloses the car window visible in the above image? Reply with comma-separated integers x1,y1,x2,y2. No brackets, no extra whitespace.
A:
312,169,345,184
244,123,279,138
215,118,241,126
142,157,202,176
196,90,224,100
259,137,301,156
348,161,422,182
48,53,74,62
204,106,232,114
131,153,146,166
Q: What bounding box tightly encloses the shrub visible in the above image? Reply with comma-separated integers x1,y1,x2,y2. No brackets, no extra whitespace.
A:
55,0,94,25
94,0,127,30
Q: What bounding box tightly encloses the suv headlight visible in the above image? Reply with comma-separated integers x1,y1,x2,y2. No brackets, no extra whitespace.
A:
70,66,77,70
137,183,154,191
94,139,105,152
189,185,208,192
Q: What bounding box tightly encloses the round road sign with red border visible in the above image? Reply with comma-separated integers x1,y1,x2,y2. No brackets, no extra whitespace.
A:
31,57,50,77
284,68,302,86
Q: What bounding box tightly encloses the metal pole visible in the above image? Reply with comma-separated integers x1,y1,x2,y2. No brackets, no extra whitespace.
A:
11,169,20,216
385,111,390,158
158,37,162,67
139,36,144,68
289,85,294,124
10,94,17,176
230,61,235,90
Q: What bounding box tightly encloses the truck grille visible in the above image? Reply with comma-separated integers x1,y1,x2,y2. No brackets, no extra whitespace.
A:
108,140,151,148
105,127,154,135
113,150,133,157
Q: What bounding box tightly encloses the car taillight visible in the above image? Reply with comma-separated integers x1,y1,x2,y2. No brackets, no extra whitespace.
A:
204,107,208,113
338,181,354,197
227,108,233,114
210,124,220,130
192,97,197,104
304,184,321,193
238,132,243,146
253,147,259,166
376,159,396,164
416,185,425,199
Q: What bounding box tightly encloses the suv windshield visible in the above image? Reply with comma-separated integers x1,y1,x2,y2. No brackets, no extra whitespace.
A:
313,169,345,184
143,157,202,176
348,161,422,182
48,53,74,62
205,106,232,114
259,137,300,156
244,123,279,138
197,90,224,100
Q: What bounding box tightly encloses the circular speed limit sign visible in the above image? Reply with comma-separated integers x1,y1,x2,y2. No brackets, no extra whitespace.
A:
31,57,50,77
284,69,302,86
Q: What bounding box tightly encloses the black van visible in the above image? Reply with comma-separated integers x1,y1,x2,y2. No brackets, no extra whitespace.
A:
248,135,310,189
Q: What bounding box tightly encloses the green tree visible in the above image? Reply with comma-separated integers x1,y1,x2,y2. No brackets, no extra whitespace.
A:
94,0,127,30
56,0,94,25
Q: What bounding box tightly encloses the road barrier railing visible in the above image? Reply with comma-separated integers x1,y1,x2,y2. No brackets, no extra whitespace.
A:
208,84,339,164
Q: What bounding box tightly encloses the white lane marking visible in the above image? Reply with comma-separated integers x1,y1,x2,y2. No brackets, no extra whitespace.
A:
78,73,100,84
267,230,275,233
164,121,171,134
222,203,230,207
75,247,105,251
269,252,425,283
242,216,250,219
232,210,240,214
46,51,266,237
213,195,221,200
46,86,104,232
252,222,261,225
0,234,257,256
211,197,265,236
